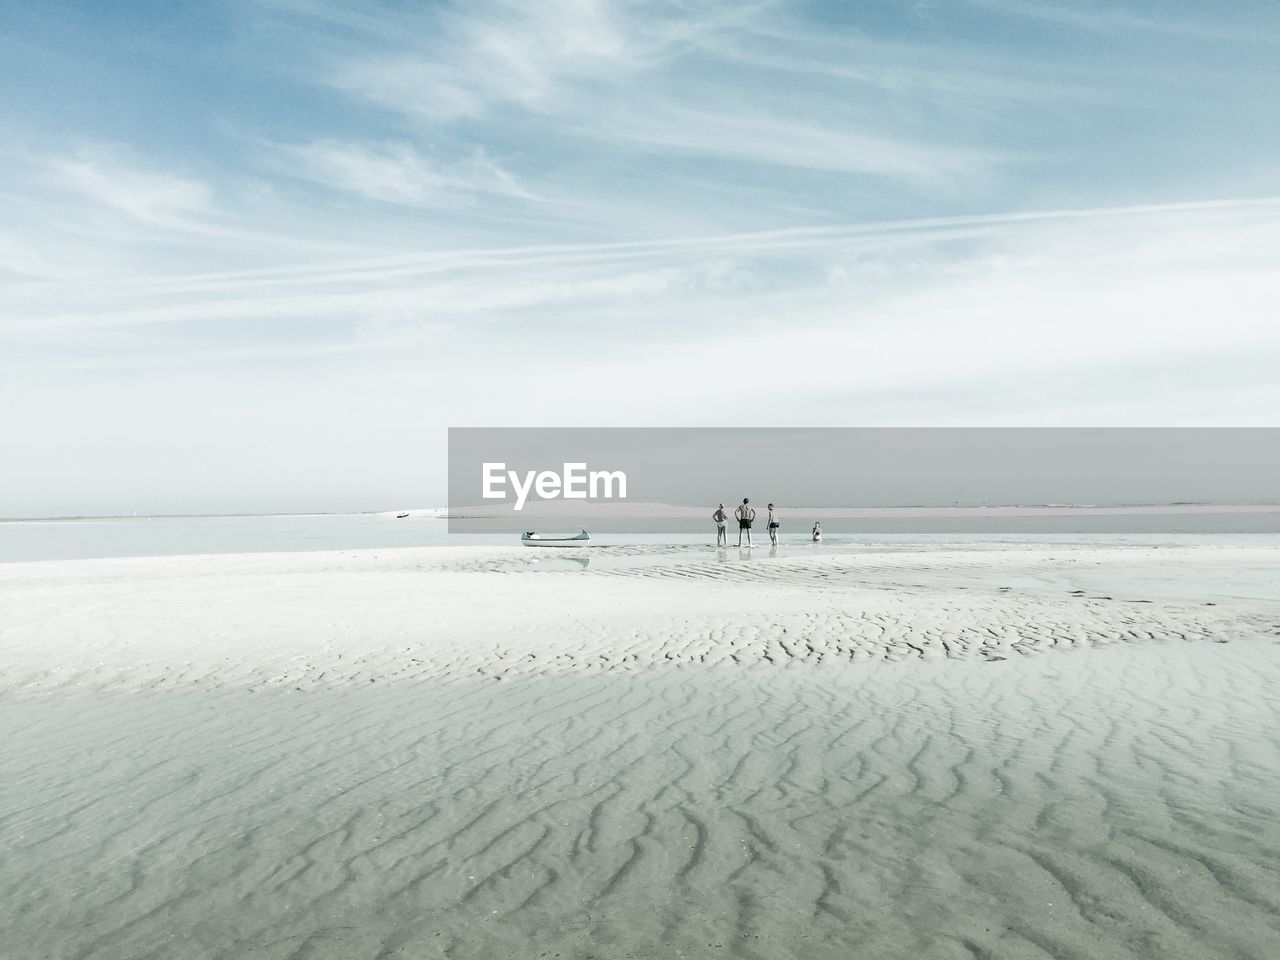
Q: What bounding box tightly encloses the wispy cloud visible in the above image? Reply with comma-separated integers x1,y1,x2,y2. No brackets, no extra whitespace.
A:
964,0,1280,44
266,139,536,206
47,149,213,229
584,99,998,188
0,142,367,282
8,198,1276,353
329,0,640,122
319,3,1005,192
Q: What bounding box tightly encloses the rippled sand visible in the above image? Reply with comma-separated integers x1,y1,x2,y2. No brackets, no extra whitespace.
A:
2,545,1279,958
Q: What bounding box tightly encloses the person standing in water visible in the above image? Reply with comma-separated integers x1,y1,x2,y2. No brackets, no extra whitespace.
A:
712,503,729,546
812,521,822,542
767,503,780,546
735,498,756,546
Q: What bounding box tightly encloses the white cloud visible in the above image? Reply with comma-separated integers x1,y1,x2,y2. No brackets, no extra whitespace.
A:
7,197,1277,367
0,143,370,283
268,139,535,206
322,3,1005,191
587,100,998,188
964,0,1279,43
48,150,212,228
331,0,638,121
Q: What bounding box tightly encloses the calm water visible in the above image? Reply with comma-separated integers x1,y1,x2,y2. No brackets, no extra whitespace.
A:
2,512,1280,565
0,514,470,563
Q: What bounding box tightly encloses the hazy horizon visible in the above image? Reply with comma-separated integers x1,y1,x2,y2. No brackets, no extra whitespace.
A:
10,500,1280,525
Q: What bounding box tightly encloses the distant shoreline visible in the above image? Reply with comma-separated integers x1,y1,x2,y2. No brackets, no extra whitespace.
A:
6,501,1280,524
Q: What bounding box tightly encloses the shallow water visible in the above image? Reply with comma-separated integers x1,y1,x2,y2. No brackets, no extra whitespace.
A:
5,644,1279,959
3,512,1279,564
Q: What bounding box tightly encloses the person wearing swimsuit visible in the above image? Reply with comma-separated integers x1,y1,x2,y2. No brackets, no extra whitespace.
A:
812,521,822,542
734,498,756,546
712,503,728,546
767,503,780,546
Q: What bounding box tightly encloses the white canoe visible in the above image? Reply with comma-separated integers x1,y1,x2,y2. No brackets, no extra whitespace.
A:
521,530,590,547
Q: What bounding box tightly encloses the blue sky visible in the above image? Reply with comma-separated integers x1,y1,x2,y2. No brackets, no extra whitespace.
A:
2,1,1278,515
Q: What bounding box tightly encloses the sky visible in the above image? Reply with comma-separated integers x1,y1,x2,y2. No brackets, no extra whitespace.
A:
1,0,1278,517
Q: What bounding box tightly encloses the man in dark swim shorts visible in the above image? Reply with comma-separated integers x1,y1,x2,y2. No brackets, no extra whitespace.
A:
734,498,756,546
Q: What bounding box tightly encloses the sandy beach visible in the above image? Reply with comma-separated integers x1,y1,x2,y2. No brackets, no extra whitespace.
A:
3,543,1279,958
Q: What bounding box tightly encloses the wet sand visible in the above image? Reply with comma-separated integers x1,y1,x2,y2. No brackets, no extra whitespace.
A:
2,545,1279,958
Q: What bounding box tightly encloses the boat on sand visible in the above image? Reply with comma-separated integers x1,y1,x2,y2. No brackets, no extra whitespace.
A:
521,530,590,548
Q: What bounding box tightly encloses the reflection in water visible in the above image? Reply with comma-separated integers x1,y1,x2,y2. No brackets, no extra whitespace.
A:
5,513,1280,565
528,555,590,571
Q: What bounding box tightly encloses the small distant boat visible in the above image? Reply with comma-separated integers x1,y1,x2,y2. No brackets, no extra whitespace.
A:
396,512,410,519
521,530,590,548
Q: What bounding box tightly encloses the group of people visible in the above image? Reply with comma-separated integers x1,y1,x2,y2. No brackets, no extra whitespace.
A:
712,499,822,547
